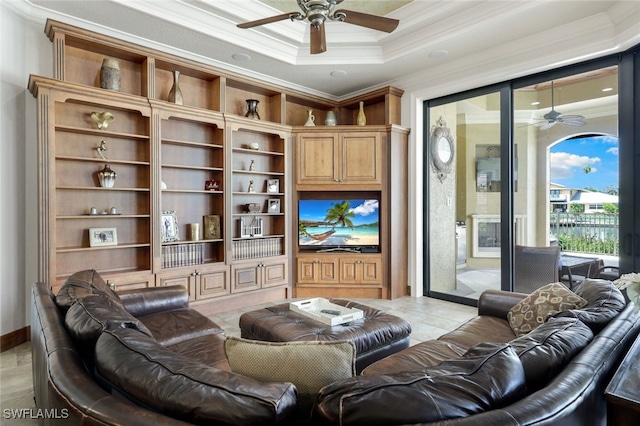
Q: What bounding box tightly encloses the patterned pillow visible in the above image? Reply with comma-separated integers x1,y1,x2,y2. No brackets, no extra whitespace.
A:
224,337,355,416
507,282,588,337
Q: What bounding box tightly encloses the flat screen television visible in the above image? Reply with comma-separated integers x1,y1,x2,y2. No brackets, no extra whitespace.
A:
298,199,380,252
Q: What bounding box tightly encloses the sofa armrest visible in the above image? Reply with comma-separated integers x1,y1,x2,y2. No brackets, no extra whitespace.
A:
478,290,528,319
118,285,189,317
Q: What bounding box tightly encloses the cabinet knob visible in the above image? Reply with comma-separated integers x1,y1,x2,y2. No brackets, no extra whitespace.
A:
196,271,201,276
191,272,197,277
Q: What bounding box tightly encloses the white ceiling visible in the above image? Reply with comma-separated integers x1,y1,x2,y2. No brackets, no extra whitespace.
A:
6,0,640,100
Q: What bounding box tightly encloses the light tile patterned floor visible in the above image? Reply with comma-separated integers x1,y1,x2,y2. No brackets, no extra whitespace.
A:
0,296,476,425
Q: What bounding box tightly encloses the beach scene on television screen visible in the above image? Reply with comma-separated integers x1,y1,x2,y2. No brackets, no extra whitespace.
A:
298,199,379,246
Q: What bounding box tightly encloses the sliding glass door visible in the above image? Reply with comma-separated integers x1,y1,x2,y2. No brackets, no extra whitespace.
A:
423,49,640,304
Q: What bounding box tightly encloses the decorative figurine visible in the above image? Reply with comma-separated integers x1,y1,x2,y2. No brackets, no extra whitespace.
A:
249,160,255,171
247,180,254,193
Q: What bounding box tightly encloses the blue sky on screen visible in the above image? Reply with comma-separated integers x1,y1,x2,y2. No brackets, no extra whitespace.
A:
549,135,618,192
299,199,379,226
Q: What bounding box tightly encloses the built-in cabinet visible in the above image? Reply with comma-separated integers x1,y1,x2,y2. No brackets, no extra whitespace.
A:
296,131,382,187
30,19,410,311
293,126,410,300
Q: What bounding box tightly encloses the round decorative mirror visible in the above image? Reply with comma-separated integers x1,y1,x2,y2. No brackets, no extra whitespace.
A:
430,117,454,180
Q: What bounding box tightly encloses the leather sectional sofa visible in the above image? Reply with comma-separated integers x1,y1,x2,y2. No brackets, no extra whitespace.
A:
314,280,640,425
32,269,640,425
32,270,297,425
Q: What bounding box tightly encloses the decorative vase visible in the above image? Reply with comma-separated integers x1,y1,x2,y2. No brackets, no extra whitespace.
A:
100,58,120,91
245,99,260,120
357,101,366,126
168,70,183,105
325,110,337,126
97,164,117,188
304,109,316,126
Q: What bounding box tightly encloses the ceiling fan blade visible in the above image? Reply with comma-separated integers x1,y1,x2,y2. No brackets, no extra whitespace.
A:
335,9,399,33
559,119,587,127
539,121,557,130
237,12,294,29
310,23,327,55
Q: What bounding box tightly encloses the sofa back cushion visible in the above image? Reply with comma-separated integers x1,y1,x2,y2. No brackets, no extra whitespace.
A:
65,295,153,357
56,269,121,312
509,317,593,392
552,279,626,333
314,343,526,425
95,328,297,425
507,282,588,337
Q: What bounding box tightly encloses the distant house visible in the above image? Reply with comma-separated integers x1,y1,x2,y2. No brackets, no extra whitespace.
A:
550,183,618,213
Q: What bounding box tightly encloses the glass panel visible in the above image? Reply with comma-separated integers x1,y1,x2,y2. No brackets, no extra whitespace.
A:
513,67,619,289
428,91,502,300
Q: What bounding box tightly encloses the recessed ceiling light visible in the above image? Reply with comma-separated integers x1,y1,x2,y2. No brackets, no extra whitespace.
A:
428,50,448,59
602,87,613,92
531,101,540,106
232,53,251,61
330,70,347,77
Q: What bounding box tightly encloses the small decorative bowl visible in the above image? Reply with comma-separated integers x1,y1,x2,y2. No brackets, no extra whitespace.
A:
245,203,261,213
247,142,260,150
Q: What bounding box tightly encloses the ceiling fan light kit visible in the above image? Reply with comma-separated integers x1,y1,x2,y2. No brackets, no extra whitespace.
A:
237,0,400,54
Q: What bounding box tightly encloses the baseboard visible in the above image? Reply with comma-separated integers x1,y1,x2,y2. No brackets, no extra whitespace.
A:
0,326,30,352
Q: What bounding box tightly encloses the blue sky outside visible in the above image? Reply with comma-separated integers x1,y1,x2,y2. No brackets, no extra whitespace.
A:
298,199,379,226
549,135,618,192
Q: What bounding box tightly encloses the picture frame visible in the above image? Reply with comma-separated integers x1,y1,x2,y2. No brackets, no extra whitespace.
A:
266,179,280,194
268,199,280,213
89,227,118,247
161,210,180,242
203,214,222,239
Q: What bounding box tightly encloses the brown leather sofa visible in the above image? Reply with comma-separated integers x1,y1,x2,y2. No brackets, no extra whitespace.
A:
314,280,640,425
31,270,297,425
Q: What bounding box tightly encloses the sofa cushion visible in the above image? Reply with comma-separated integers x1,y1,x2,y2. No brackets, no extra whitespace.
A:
509,317,594,392
225,337,356,416
65,295,153,357
138,309,225,347
314,343,526,425
95,328,297,426
438,315,516,349
552,279,626,333
362,339,467,375
56,269,121,312
507,282,588,337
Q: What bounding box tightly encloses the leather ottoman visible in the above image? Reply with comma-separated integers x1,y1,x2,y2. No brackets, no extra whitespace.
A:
239,299,412,373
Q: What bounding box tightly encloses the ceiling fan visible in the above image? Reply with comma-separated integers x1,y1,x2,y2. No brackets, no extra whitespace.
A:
534,81,587,130
237,0,400,54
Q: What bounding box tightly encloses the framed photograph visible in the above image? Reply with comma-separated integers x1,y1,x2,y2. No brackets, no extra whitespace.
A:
268,199,280,213
161,210,180,242
89,227,118,247
266,179,280,194
203,214,222,239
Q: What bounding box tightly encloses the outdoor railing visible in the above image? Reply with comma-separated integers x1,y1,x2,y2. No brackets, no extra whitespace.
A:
550,213,619,255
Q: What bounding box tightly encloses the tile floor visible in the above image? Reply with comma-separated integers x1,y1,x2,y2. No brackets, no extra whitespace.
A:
0,296,477,425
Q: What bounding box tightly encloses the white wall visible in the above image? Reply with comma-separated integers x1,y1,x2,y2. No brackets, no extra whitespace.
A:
1,4,50,336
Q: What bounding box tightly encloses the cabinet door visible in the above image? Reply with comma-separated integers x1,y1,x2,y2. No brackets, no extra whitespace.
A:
340,132,382,185
156,270,196,301
340,256,382,284
262,260,288,288
106,272,154,292
196,265,230,300
232,264,261,293
297,133,338,185
297,256,340,284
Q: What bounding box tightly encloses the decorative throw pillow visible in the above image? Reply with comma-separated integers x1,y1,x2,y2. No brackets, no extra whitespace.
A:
507,282,588,337
224,337,356,416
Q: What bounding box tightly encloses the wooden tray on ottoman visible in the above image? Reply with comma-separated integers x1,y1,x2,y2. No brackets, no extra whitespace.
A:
290,298,364,326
